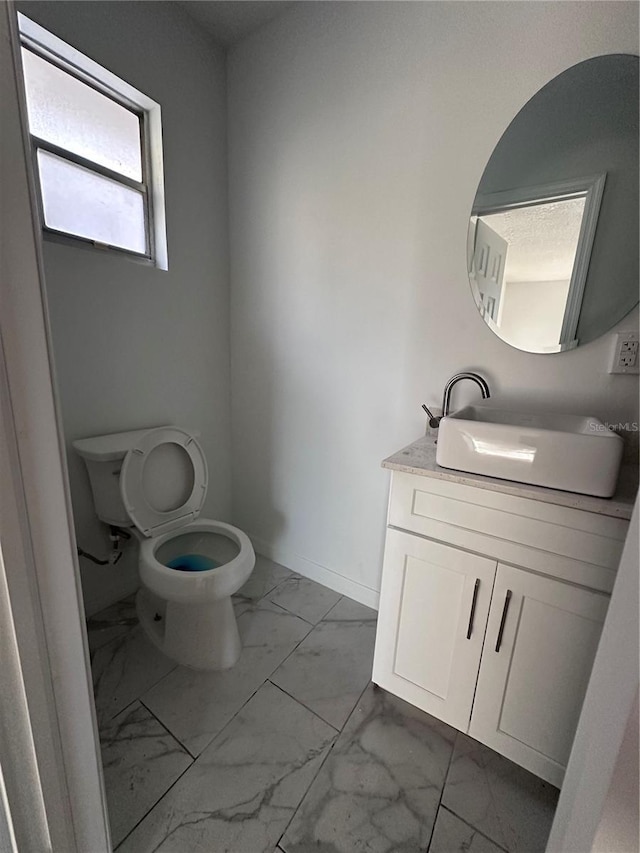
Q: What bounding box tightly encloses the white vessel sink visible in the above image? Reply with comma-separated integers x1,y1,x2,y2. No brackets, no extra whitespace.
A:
436,406,624,497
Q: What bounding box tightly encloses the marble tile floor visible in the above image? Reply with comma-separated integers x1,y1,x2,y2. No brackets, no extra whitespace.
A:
89,554,558,852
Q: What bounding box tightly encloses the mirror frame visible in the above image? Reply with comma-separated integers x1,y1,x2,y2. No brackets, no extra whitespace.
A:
469,174,606,353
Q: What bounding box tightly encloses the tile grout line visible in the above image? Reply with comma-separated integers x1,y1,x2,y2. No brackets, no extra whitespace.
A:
266,680,341,733
437,804,511,853
424,730,459,853
240,565,302,607
144,672,276,765
256,589,367,732
98,694,141,731
260,592,376,685
321,594,345,621
92,619,179,725
87,624,130,654
245,577,377,850
237,579,286,607
263,596,317,627
258,608,318,676
97,656,179,728
264,578,343,626
117,670,346,852
275,678,373,850
112,756,196,851
138,698,198,761
266,629,377,736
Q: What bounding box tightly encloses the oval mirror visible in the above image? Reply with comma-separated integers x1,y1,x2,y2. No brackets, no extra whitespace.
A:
468,54,639,353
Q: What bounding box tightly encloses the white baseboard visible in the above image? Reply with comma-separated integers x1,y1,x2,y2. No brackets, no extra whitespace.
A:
249,534,380,611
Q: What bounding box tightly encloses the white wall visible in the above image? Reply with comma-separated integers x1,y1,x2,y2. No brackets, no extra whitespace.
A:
546,503,638,852
16,1,231,615
228,1,639,604
591,695,639,853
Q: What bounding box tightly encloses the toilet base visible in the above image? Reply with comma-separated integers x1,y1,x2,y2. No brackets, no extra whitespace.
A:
136,588,242,670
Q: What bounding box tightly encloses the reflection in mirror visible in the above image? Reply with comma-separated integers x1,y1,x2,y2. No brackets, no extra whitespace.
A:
470,175,604,352
468,54,639,354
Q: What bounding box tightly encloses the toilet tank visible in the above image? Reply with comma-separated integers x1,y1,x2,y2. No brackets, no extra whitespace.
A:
73,427,162,527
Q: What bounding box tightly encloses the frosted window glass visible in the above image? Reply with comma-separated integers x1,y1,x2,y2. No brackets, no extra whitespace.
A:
38,150,146,254
22,48,142,181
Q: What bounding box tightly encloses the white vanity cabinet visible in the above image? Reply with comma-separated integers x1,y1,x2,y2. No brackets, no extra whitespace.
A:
373,452,633,788
373,528,496,732
468,563,608,785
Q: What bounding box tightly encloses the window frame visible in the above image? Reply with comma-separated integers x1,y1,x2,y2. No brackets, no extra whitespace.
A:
23,44,153,262
17,13,168,270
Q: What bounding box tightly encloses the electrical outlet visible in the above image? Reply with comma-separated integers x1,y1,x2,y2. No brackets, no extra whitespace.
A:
609,331,640,374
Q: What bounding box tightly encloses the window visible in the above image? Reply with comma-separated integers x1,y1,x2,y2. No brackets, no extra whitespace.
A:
17,14,168,268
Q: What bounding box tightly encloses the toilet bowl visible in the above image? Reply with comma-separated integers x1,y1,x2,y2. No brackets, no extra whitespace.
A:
73,426,255,670
137,518,254,669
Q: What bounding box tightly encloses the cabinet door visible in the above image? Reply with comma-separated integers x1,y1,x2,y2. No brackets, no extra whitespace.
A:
469,563,609,787
372,528,496,731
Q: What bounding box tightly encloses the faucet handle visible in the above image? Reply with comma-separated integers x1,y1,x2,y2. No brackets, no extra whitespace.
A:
422,404,441,429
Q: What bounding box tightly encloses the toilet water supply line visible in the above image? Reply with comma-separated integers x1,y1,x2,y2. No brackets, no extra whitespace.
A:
77,526,131,566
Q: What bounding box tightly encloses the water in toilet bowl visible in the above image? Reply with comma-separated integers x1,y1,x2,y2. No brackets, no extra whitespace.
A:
166,554,220,572
156,532,240,568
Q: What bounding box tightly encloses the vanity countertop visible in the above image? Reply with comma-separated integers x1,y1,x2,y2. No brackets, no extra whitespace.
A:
383,435,637,520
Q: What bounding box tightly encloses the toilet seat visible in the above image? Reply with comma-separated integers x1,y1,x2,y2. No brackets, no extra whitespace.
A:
120,427,208,537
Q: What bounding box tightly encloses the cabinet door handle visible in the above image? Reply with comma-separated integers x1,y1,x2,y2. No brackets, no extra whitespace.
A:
495,589,512,652
466,578,480,639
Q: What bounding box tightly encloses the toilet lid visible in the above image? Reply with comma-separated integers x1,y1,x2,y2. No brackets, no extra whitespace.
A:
119,427,208,537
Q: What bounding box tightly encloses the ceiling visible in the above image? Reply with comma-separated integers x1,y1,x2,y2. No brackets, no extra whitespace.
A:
483,198,586,284
179,1,296,47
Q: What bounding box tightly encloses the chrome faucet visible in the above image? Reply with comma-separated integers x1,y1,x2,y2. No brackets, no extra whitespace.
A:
442,372,490,418
422,372,490,427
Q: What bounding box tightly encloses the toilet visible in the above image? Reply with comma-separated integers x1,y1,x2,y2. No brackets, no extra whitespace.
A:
73,426,255,670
